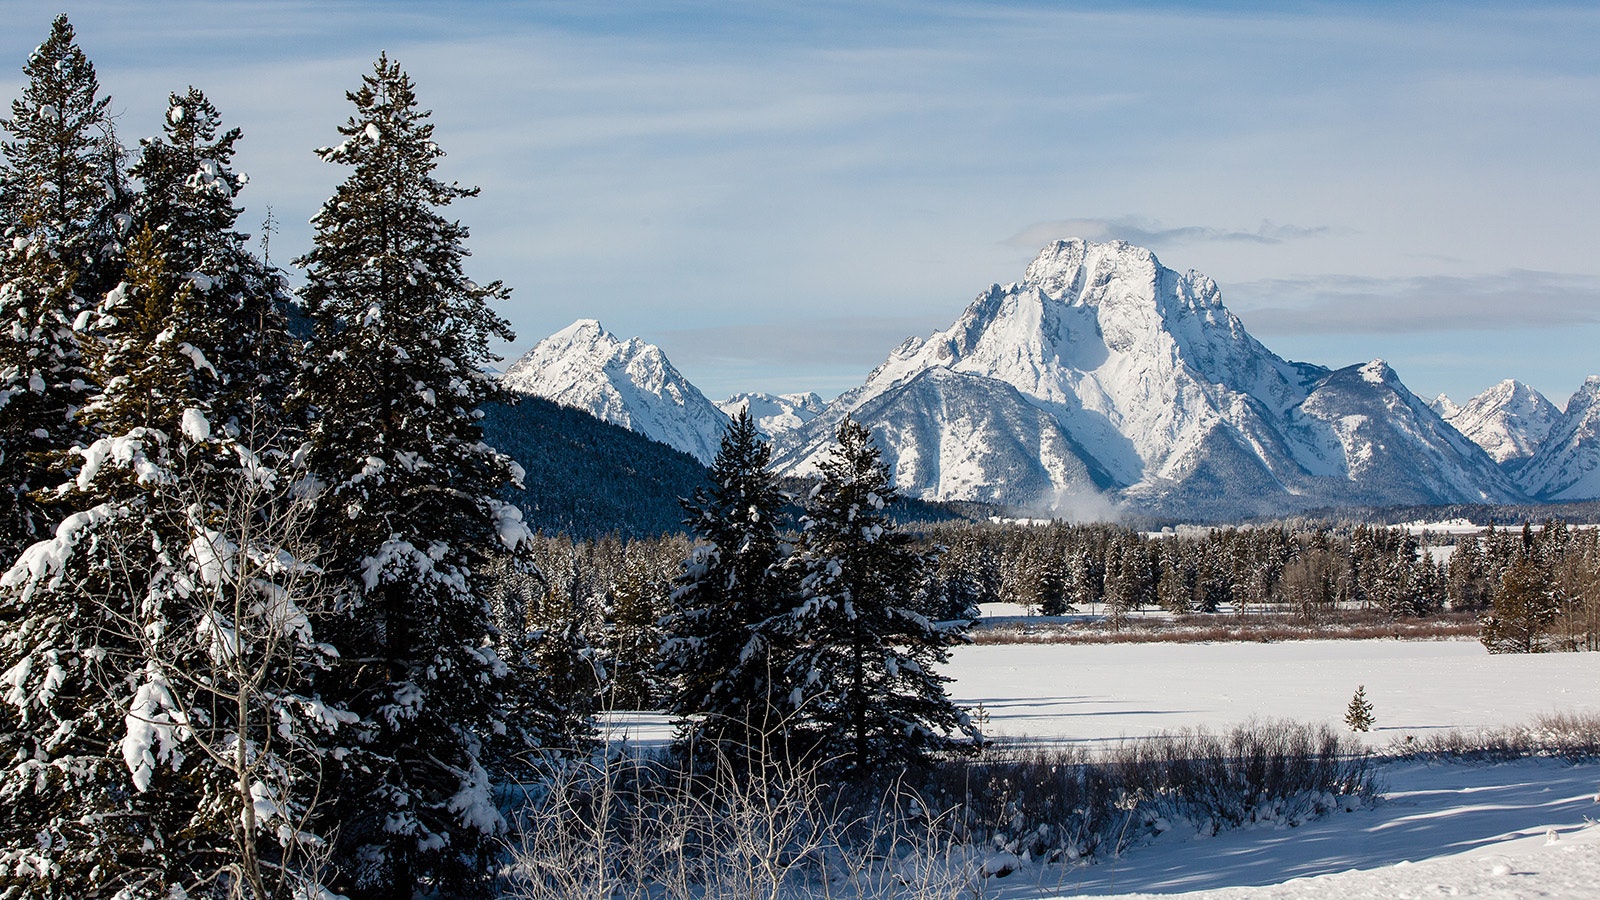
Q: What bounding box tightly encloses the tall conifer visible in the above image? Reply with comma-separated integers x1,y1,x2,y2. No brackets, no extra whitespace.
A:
0,84,337,898
294,55,528,898
126,87,295,432
0,15,124,561
659,409,792,761
783,419,975,777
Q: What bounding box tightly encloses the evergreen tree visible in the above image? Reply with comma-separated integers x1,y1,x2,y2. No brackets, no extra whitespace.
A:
1480,555,1560,654
604,542,671,709
1344,685,1374,732
125,87,295,429
658,409,792,760
0,15,124,561
293,55,527,898
0,146,337,898
525,544,605,748
783,419,975,777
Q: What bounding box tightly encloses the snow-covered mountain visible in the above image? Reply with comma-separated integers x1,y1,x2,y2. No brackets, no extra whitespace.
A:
1517,377,1600,500
501,319,728,464
1434,380,1561,469
1429,394,1461,420
1285,360,1520,508
716,391,824,436
773,239,1521,516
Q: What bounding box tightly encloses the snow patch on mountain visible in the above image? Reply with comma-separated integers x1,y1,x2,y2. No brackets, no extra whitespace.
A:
501,319,728,464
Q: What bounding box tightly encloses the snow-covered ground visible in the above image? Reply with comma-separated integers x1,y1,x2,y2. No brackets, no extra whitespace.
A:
941,639,1600,898
605,639,1599,898
995,758,1600,898
946,638,1599,749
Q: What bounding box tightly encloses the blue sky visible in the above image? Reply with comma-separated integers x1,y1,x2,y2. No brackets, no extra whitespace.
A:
6,2,1600,406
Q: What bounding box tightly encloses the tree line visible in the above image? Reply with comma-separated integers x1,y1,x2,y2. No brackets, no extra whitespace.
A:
515,517,1600,715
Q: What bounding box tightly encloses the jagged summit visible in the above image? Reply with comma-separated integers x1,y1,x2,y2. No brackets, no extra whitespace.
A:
773,239,1520,515
1518,376,1600,500
1438,379,1561,468
716,391,823,436
501,319,728,464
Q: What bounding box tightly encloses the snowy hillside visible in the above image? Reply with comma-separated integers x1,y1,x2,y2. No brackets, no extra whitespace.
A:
1435,379,1561,468
501,319,729,464
716,391,823,436
774,239,1518,516
1518,376,1600,500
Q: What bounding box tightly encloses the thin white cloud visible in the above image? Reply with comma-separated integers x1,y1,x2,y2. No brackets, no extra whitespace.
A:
1230,270,1600,335
1006,217,1334,252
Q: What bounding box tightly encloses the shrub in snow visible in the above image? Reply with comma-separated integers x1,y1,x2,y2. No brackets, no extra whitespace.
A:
926,719,1379,863
1345,684,1375,732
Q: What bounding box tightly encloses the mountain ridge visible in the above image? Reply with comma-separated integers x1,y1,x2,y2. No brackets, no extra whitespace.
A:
497,240,1588,518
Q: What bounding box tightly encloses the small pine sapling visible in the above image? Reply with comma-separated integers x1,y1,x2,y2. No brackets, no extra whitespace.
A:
1344,685,1375,732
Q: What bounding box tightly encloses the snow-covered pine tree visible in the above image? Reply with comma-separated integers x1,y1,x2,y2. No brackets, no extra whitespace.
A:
293,54,531,898
602,541,672,709
126,87,296,431
0,15,125,562
659,408,793,762
783,418,975,777
1344,685,1374,732
0,161,339,896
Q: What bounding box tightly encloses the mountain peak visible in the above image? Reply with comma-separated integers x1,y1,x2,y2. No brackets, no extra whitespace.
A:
1359,359,1395,384
1439,378,1560,467
502,321,727,463
1019,238,1161,304
552,317,611,342
1519,375,1600,500
716,391,824,436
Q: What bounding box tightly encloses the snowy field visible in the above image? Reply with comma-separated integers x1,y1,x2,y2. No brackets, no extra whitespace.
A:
946,638,1600,748
946,639,1600,898
984,758,1600,898
605,639,1600,898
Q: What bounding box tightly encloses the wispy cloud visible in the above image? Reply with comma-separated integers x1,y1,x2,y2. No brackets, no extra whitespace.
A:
1229,270,1600,335
658,315,940,368
1005,217,1334,252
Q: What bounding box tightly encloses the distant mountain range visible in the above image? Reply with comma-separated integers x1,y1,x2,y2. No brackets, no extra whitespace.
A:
498,240,1600,519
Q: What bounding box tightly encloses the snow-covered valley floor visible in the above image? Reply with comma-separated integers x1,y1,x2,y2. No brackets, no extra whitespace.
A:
940,638,1600,898
601,638,1598,897
946,638,1599,749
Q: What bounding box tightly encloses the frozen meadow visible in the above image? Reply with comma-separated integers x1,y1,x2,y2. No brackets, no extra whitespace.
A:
946,637,1599,749
605,635,1599,898
937,637,1600,897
